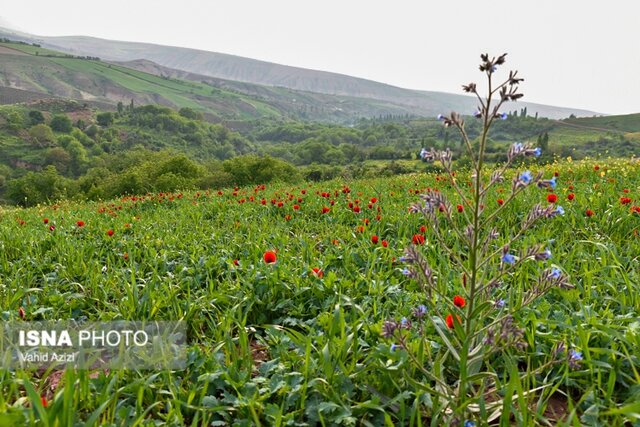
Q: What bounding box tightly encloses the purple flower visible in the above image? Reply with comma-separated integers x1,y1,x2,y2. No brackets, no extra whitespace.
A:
494,299,506,309
437,114,445,121
473,110,482,118
550,268,561,279
499,112,508,120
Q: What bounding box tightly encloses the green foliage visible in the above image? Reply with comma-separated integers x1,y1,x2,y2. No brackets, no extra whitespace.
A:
28,110,45,125
50,114,73,133
96,112,114,127
28,124,55,147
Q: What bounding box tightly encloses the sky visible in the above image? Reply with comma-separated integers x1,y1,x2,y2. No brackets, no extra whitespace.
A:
2,0,639,115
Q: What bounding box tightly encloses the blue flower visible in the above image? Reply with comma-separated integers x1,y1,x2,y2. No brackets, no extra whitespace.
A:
437,114,445,120
400,317,408,327
550,268,561,279
473,110,482,118
549,176,557,189
495,299,506,309
402,268,412,276
499,112,508,120
519,170,533,184
390,343,399,352
465,421,477,427
413,305,427,318
555,205,565,216
513,142,523,151
569,349,582,361
534,147,542,157
501,253,516,264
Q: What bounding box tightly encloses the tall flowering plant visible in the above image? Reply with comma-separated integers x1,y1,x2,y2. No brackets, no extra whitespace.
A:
384,54,578,424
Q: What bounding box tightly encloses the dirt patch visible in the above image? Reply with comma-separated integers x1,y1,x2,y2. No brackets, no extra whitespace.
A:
0,45,29,56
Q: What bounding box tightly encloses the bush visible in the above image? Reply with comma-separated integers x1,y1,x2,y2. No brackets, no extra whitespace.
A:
50,114,73,133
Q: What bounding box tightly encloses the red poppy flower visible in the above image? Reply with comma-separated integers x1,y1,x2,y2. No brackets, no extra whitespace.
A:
43,218,49,224
322,206,330,214
419,225,427,233
567,193,575,201
106,229,114,236
623,188,629,193
263,251,277,264
76,220,85,227
456,204,464,213
293,204,300,210
124,253,129,261
445,314,461,329
40,396,48,408
620,197,632,205
353,206,361,213
497,199,504,206
382,240,388,248
370,197,377,203
547,194,557,203
585,209,594,217
233,259,239,266
371,235,379,244
312,267,324,278
412,234,425,245
453,295,466,308
594,165,600,171
49,225,55,231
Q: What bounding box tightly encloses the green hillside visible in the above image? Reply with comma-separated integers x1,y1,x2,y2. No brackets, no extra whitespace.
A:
0,40,432,123
0,28,601,120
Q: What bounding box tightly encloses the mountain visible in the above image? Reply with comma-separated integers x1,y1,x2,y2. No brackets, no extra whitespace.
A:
0,26,601,121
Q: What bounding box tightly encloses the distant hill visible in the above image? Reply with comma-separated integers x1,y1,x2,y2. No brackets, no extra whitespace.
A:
0,26,602,120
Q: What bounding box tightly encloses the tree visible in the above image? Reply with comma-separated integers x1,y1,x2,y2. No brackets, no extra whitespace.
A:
45,147,72,175
29,124,55,147
96,112,114,127
28,110,45,125
50,114,72,133
117,102,124,115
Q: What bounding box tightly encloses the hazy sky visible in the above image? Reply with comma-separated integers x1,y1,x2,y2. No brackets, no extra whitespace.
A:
2,1,639,114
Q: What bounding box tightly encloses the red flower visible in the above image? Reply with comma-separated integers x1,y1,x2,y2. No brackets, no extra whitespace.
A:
123,252,129,261
585,209,594,217
412,234,425,245
371,235,379,244
623,188,629,193
18,307,25,320
567,193,575,201
106,229,114,236
322,206,330,214
453,295,466,308
547,194,557,203
40,396,48,408
497,198,504,206
233,259,239,266
620,197,632,205
312,267,324,278
445,314,461,329
43,218,49,224
370,197,377,203
456,204,464,213
382,240,388,248
419,225,427,233
293,204,300,210
594,165,600,171
263,251,277,264
76,220,85,227
353,206,361,213
49,225,55,231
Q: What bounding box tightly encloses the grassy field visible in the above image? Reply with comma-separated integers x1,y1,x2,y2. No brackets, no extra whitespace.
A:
0,158,639,425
